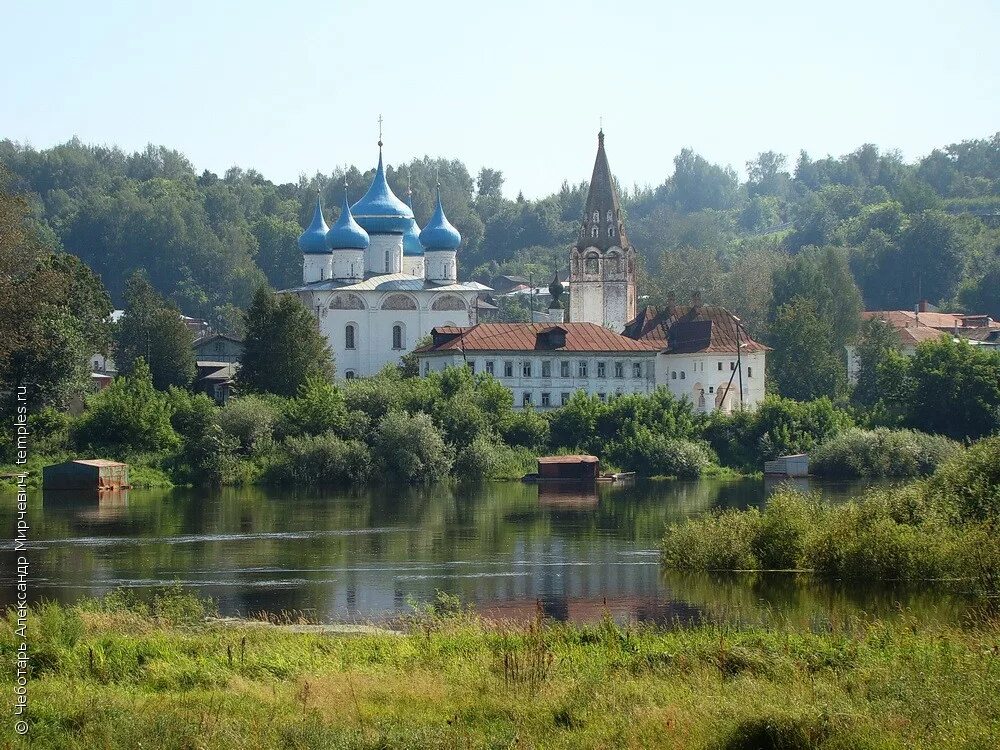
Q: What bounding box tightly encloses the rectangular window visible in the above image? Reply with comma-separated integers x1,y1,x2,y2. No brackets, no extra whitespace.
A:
560,392,570,406
730,361,735,370
486,361,495,375
560,360,570,378
522,391,533,407
598,392,607,402
578,360,588,378
541,392,551,407
597,361,606,378
423,361,430,376
614,361,624,378
522,361,532,377
633,362,643,378
467,361,475,374
504,361,514,378
541,360,551,378
747,366,753,378
718,362,723,371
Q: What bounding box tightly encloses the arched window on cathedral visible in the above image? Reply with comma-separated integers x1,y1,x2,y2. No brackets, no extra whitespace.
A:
585,252,600,274
384,249,390,271
392,324,404,350
592,211,600,223
608,226,615,238
345,324,356,350
606,210,613,222
591,226,599,239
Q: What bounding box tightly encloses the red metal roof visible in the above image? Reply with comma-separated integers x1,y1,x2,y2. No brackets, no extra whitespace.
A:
622,305,769,354
537,455,599,464
862,310,999,331
416,323,661,354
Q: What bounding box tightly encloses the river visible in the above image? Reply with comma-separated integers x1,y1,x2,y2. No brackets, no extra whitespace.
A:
0,478,974,626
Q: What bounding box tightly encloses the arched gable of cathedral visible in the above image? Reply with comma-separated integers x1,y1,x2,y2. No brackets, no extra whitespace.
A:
329,293,366,310
381,293,418,310
431,294,468,311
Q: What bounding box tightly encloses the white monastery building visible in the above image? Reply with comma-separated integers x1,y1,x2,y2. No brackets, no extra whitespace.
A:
419,131,768,412
282,140,488,379
415,323,660,408
291,129,768,411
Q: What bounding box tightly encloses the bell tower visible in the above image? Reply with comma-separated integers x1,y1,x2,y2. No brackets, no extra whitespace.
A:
568,130,636,332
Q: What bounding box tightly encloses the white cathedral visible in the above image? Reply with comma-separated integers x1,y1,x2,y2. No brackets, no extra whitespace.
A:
283,140,488,379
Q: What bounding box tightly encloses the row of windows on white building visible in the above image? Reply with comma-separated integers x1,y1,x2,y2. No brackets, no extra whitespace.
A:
519,390,625,408
422,358,648,380
668,361,754,380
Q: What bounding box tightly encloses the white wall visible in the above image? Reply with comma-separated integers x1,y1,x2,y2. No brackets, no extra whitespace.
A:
314,290,479,379
654,352,767,412
425,250,457,283
332,249,365,282
419,352,657,408
303,254,332,284
366,234,403,275
402,255,425,278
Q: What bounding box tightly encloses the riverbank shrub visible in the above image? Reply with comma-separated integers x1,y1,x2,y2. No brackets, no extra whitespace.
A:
810,427,961,478
72,359,178,454
268,433,372,485
606,430,715,478
662,442,1000,588
373,411,453,484
216,395,279,453
924,436,1000,522
704,397,853,471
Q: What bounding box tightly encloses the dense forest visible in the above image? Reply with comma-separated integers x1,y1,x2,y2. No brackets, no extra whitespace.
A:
3,134,998,322
2,133,999,406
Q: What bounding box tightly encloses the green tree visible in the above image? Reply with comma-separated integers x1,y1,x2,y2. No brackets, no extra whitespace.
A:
115,272,196,389
767,297,846,401
373,411,453,483
0,174,111,412
238,287,334,397
851,318,901,410
72,359,179,453
770,245,862,350
906,338,1000,440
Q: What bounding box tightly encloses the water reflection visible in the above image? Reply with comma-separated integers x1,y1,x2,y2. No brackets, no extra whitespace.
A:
0,477,970,625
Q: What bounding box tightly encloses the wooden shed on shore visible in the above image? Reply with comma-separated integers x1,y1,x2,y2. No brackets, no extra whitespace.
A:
42,459,130,491
536,455,600,481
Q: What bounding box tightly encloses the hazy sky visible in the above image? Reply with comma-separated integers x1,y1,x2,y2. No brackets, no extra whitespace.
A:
5,0,998,198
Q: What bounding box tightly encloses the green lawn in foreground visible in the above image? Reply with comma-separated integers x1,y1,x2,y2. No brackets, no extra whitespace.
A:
2,593,999,749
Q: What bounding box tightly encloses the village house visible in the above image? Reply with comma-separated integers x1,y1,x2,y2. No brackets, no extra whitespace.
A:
846,301,1000,383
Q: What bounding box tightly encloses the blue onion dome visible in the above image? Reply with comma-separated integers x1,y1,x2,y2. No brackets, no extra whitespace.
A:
402,217,424,256
326,185,370,250
402,186,424,256
350,147,414,234
298,194,330,254
419,185,461,250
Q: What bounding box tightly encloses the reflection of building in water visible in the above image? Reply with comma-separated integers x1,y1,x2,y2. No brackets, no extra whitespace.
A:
537,483,599,508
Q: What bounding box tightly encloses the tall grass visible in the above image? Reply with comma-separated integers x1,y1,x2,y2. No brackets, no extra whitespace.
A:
662,438,1000,591
2,592,999,749
810,427,960,478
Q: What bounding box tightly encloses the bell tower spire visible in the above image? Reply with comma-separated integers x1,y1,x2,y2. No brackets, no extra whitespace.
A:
568,129,636,332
